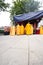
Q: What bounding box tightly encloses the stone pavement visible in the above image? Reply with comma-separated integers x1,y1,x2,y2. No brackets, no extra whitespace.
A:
29,35,43,65
0,35,43,65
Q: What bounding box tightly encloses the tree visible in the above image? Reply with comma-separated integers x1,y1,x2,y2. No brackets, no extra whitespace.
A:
22,0,40,12
10,0,40,23
0,0,9,12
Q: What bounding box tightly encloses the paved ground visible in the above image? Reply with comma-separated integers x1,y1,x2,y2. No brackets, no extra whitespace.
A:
0,35,43,65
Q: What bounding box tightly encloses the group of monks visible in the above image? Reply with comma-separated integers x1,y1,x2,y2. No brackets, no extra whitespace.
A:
4,23,43,35
10,23,33,36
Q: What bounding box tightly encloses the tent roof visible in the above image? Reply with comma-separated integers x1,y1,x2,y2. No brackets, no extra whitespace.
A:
13,10,43,22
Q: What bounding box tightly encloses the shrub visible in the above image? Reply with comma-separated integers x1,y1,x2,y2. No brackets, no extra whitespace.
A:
0,30,4,34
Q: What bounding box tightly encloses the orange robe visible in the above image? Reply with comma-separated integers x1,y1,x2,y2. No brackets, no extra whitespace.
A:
20,25,24,35
10,26,15,36
40,26,43,34
16,24,21,35
25,23,33,35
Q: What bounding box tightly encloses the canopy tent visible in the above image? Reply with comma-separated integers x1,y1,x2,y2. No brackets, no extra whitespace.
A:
13,10,43,22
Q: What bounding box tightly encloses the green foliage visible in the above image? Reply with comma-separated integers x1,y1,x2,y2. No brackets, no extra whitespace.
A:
22,0,40,12
10,0,40,23
0,0,9,11
0,30,4,34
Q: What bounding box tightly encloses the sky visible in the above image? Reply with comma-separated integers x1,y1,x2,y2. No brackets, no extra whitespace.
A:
0,0,43,27
0,0,12,27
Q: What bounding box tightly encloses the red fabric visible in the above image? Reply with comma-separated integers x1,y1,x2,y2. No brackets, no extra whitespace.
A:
36,29,40,34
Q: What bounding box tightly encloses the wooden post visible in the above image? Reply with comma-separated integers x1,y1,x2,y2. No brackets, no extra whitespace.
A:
33,23,37,34
33,23,37,29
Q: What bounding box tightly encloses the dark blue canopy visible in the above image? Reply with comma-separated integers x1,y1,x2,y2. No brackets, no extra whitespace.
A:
13,10,43,22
